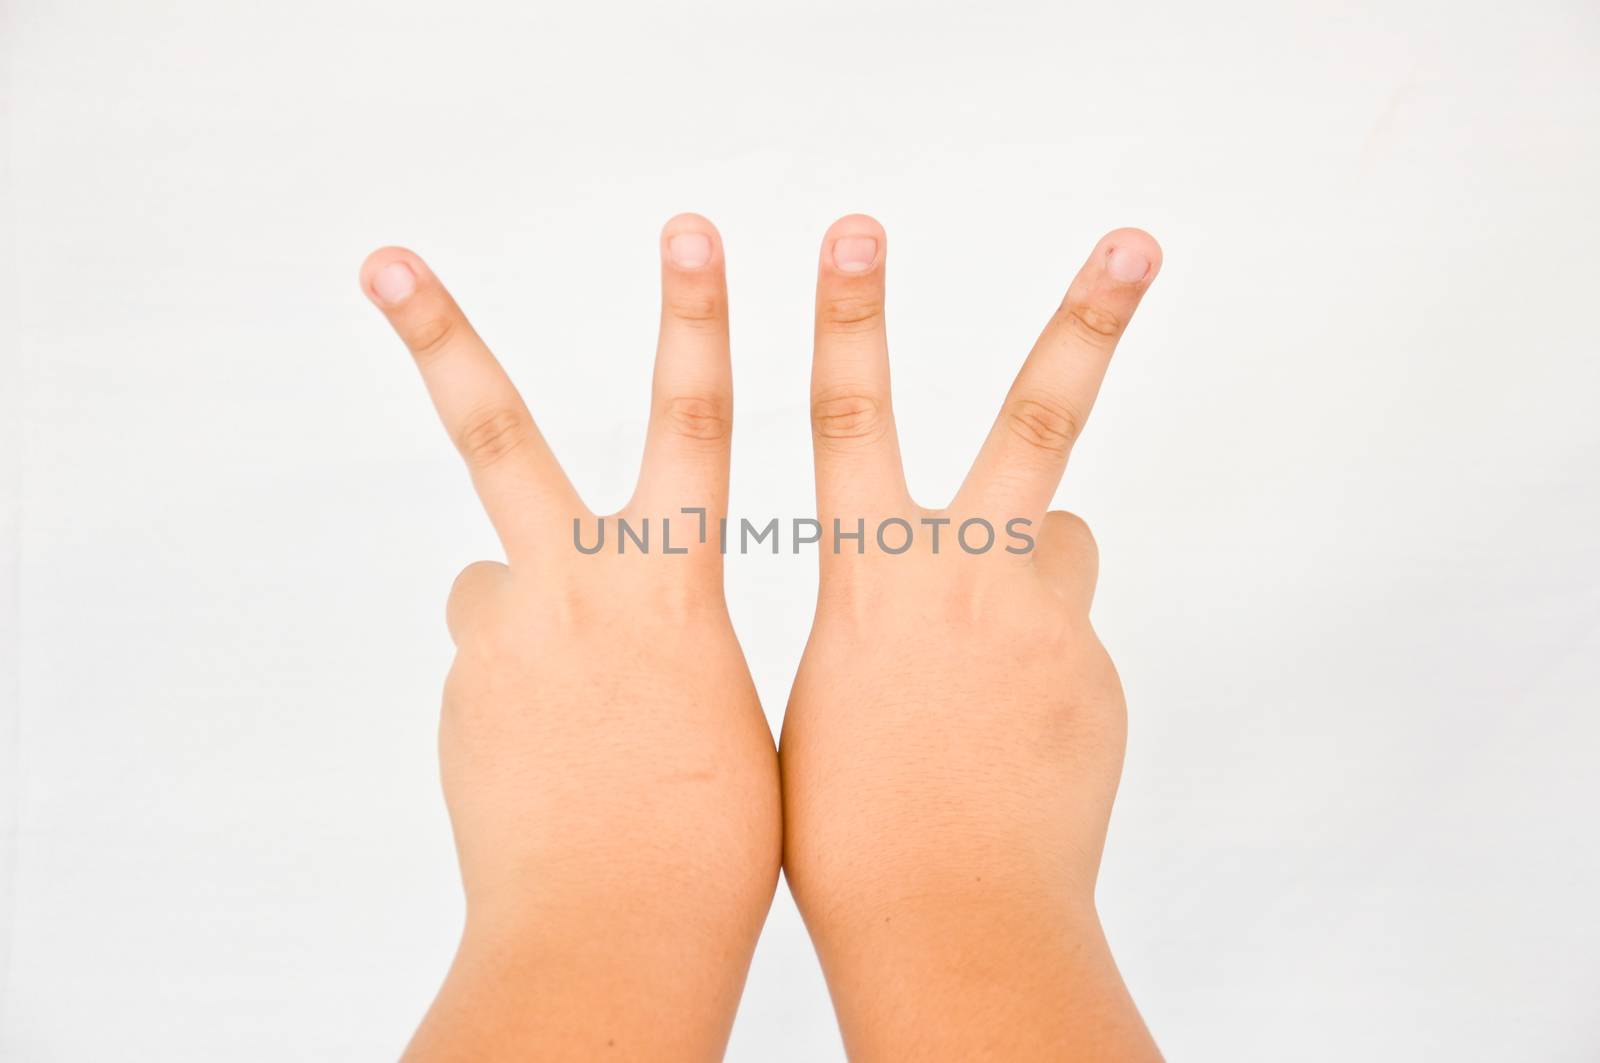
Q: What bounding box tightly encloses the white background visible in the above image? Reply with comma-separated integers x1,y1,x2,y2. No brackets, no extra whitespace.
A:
3,0,1598,1059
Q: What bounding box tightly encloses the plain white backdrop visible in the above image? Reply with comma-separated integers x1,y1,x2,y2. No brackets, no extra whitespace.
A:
4,0,1598,1059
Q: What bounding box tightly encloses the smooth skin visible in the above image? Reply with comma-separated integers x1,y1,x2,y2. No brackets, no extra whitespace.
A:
360,215,781,1062
780,215,1165,1061
362,214,1162,1061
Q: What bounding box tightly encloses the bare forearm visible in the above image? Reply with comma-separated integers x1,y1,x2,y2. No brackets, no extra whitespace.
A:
808,898,1160,1062
403,900,769,1062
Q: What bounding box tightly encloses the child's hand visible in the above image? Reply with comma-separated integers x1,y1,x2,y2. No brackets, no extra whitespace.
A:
780,216,1164,1061
361,216,780,1062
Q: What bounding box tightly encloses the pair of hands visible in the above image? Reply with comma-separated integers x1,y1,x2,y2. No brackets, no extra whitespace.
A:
360,213,1163,1062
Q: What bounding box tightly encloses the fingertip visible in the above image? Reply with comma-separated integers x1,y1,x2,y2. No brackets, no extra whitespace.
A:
661,213,722,271
662,211,720,237
1098,228,1163,286
823,213,885,240
1037,509,1099,608
360,246,426,307
821,214,885,275
1042,509,1098,562
445,559,512,646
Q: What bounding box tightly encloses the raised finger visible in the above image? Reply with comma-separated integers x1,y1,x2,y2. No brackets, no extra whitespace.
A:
360,247,584,561
956,228,1161,522
631,214,733,528
810,214,909,524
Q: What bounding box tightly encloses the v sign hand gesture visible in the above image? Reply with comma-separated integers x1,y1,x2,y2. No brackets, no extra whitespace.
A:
361,215,781,1063
780,215,1165,1062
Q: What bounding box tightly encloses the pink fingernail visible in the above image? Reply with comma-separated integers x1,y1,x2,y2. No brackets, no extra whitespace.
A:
371,261,416,305
832,236,878,272
1107,246,1149,284
668,231,713,268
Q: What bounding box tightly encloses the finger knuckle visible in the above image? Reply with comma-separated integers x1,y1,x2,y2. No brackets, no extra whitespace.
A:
646,576,723,625
663,393,732,442
811,388,888,448
1060,300,1123,345
1032,600,1077,650
407,315,456,360
818,294,884,333
665,291,726,329
456,407,530,468
1005,395,1082,459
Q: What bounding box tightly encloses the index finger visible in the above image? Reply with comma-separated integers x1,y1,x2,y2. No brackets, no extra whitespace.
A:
955,228,1161,523
360,247,585,562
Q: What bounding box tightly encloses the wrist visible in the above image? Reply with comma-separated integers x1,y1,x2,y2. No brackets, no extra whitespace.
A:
801,893,1156,1062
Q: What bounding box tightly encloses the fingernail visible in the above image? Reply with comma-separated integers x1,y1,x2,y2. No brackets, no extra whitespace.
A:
1106,246,1149,284
832,236,878,273
668,231,713,268
371,261,416,305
